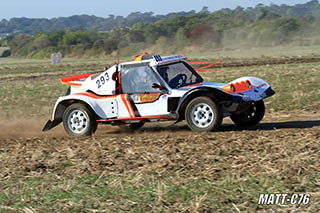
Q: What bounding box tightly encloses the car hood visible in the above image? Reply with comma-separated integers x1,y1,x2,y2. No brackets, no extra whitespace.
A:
180,81,226,90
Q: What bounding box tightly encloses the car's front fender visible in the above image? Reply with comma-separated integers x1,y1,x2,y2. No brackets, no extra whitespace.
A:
222,77,275,102
175,86,243,116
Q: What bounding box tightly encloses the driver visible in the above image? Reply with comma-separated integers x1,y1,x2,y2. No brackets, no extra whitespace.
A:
169,74,187,88
158,66,187,88
158,67,169,82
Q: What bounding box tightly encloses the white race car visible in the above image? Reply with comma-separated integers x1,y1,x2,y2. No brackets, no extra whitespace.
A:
43,54,275,136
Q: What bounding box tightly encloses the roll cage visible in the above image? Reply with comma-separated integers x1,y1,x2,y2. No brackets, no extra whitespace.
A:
117,59,205,96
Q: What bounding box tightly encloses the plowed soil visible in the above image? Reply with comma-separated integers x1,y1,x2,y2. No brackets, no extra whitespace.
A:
1,112,319,211
1,57,319,211
1,112,319,177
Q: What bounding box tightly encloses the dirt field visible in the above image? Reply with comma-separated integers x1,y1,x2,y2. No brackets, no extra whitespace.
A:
1,113,319,211
0,55,319,212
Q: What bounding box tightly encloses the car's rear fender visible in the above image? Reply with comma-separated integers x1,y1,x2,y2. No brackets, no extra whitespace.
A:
51,95,106,122
43,94,112,132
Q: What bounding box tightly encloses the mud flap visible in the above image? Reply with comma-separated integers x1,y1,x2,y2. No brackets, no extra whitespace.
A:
42,120,62,132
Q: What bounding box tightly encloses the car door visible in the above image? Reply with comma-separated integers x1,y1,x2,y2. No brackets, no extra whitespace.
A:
118,63,169,118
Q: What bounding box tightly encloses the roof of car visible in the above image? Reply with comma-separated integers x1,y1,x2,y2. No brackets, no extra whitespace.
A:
120,54,187,67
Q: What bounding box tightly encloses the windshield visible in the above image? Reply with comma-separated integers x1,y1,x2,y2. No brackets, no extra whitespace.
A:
157,62,203,88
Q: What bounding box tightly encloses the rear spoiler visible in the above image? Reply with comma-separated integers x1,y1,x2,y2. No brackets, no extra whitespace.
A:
60,73,92,86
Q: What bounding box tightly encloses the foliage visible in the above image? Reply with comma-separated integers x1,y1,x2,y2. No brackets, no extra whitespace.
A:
3,1,320,58
0,49,11,57
0,48,11,57
0,11,197,34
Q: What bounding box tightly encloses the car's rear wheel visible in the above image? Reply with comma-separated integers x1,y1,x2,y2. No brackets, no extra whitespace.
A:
63,103,97,136
185,96,223,132
230,100,265,127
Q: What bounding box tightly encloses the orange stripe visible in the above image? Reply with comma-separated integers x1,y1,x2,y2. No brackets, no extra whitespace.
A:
199,60,222,69
97,116,177,122
61,73,92,87
121,94,133,117
61,81,82,86
126,94,135,117
61,73,92,83
74,92,117,99
188,61,211,64
195,69,217,72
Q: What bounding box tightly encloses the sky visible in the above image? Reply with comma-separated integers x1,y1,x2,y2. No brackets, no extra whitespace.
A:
0,0,312,20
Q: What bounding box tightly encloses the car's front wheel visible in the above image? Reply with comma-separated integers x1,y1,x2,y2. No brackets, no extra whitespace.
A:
63,103,97,136
230,100,265,127
185,96,223,132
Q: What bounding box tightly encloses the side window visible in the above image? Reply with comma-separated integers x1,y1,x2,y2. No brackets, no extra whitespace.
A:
121,65,162,94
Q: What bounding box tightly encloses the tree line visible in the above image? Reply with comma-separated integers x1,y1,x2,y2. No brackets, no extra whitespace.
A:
1,1,320,58
1,1,320,34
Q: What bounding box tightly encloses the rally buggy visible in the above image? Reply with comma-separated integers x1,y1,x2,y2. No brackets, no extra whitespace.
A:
43,54,275,136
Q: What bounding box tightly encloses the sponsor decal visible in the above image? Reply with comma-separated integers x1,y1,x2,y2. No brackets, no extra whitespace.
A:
139,93,162,103
153,54,163,62
257,83,267,88
224,80,253,94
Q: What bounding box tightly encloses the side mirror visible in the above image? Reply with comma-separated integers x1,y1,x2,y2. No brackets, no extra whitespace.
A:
152,83,164,90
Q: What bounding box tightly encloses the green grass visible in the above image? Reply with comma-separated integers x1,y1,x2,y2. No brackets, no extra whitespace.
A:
0,79,67,118
0,57,130,67
1,173,318,212
0,57,128,77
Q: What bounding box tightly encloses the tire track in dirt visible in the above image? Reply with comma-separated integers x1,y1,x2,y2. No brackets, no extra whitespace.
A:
1,112,319,140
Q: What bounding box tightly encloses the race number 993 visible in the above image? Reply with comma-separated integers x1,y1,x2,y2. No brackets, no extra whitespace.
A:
96,72,110,89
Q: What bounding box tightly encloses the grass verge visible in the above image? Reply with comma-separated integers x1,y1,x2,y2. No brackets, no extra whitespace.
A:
1,173,319,212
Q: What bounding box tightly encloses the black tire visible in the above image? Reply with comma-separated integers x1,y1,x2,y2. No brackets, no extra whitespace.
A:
185,96,223,132
63,103,97,136
230,100,265,127
119,122,145,132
